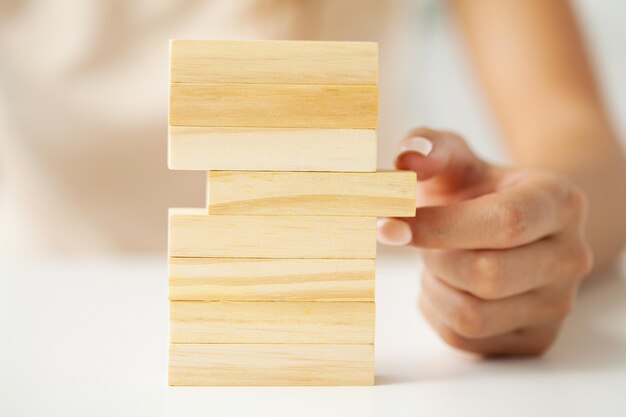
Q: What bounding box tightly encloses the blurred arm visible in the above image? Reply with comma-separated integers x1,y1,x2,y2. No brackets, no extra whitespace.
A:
449,0,626,270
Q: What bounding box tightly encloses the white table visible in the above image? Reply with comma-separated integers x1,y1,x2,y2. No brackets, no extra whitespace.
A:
1,248,625,417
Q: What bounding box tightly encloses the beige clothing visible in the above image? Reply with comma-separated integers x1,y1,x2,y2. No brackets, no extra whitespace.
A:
0,0,422,255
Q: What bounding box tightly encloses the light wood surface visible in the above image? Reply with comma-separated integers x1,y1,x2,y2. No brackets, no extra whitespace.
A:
170,40,378,85
168,126,376,172
169,301,374,344
165,40,379,387
169,83,378,128
206,171,416,216
168,209,377,259
168,343,374,386
168,258,375,301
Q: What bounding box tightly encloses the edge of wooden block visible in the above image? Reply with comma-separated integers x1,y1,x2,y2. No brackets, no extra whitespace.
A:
168,257,376,301
169,300,375,344
169,39,378,85
168,210,377,259
205,170,417,216
168,126,377,172
168,83,378,129
168,343,375,386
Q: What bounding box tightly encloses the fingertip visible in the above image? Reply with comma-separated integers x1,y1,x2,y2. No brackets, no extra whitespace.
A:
376,218,413,246
399,136,434,157
395,135,447,181
395,151,441,181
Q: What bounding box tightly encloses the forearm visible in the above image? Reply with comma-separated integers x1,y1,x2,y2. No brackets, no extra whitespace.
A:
572,152,626,271
450,0,626,270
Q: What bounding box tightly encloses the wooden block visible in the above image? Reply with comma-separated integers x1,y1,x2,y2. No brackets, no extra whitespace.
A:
168,258,375,301
168,343,374,386
169,83,377,128
168,126,376,172
170,40,378,85
169,301,375,344
206,171,416,216
168,209,376,259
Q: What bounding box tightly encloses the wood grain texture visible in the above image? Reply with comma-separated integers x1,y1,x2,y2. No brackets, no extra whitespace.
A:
169,83,378,128
170,40,378,85
169,301,375,344
168,343,374,386
168,258,375,301
206,171,416,216
168,209,376,259
168,126,376,172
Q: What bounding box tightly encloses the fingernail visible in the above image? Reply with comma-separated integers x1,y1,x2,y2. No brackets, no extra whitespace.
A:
398,136,433,157
377,218,413,246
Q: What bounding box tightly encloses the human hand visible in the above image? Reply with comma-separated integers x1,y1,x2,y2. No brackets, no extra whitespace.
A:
378,128,593,356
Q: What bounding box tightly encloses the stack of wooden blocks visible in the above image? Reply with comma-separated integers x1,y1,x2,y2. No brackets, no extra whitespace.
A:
167,40,416,386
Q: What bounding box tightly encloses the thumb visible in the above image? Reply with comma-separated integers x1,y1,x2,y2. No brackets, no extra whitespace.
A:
378,128,490,247
395,127,487,191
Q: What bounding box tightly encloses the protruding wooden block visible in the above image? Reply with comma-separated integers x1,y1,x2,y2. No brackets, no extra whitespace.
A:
168,343,374,386
169,301,375,344
168,258,375,301
168,209,376,259
170,40,378,85
168,126,376,172
206,171,416,216
169,83,377,128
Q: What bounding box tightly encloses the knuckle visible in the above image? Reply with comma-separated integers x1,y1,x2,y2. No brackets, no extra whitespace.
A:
495,202,527,245
438,326,470,350
575,244,594,277
468,252,505,299
451,296,486,338
564,241,594,278
553,294,576,320
565,185,589,219
523,341,553,357
560,298,575,318
528,332,559,356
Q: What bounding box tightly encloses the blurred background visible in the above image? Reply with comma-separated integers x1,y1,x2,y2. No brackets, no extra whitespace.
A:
0,0,625,258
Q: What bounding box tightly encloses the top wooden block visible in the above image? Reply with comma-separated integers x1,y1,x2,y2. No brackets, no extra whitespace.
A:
170,40,378,85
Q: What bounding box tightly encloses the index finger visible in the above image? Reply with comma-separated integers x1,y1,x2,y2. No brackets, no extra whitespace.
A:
405,178,572,249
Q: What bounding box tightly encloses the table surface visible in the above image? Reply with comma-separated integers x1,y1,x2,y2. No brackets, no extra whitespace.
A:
1,248,625,417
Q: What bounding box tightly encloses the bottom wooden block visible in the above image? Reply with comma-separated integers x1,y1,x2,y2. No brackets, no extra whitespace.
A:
168,343,374,386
